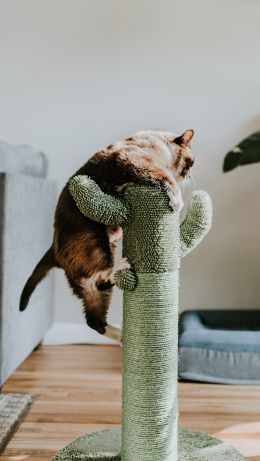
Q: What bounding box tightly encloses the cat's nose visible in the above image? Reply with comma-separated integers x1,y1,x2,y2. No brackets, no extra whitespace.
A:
186,158,194,168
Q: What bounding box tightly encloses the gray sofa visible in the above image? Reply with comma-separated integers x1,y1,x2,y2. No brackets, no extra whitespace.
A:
0,143,56,385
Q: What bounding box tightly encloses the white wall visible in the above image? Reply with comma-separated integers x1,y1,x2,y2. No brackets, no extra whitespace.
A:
0,0,260,341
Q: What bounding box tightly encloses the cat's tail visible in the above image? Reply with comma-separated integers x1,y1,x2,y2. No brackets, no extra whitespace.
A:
19,246,56,312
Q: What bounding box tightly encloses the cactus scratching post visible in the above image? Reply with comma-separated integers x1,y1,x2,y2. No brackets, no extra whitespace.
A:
53,177,244,461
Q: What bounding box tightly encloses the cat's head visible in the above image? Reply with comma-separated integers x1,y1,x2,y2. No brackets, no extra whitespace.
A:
125,128,195,183
166,129,195,182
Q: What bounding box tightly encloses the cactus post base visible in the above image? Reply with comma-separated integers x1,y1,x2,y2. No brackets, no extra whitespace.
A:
52,428,245,461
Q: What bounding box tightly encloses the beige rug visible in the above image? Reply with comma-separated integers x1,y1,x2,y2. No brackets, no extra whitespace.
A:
0,393,34,453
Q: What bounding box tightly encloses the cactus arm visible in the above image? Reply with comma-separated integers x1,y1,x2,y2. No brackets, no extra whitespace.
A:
180,190,212,258
115,268,137,291
69,175,129,226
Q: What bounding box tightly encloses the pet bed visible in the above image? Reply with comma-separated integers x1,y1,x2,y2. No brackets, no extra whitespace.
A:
179,309,260,384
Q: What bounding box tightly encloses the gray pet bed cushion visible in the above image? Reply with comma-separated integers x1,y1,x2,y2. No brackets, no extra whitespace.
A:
179,310,260,384
0,140,48,177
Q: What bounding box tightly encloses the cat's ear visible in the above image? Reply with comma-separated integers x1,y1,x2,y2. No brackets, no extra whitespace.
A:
174,129,194,146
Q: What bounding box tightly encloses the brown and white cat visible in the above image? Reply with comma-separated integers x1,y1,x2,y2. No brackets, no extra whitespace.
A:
20,129,195,342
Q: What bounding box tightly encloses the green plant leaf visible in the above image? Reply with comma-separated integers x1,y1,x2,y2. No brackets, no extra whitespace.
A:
223,130,260,172
223,151,242,172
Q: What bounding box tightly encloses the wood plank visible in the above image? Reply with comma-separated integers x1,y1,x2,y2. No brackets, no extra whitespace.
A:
1,345,259,460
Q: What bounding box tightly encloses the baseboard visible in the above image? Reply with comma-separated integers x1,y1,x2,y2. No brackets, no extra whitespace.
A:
43,322,119,345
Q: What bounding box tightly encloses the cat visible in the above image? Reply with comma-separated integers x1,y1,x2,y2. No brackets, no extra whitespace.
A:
19,129,195,342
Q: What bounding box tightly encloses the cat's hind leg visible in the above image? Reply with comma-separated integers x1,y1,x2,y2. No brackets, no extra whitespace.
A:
77,273,122,342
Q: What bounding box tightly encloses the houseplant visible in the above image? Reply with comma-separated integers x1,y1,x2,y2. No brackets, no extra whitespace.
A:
223,130,260,172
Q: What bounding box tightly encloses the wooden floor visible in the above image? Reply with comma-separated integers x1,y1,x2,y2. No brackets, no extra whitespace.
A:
1,345,260,460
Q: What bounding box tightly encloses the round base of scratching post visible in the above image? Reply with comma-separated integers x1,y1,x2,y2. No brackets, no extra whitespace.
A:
52,427,245,461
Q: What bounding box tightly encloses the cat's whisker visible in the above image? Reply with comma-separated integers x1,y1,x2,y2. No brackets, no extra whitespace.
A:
182,177,189,191
180,174,193,191
189,173,197,188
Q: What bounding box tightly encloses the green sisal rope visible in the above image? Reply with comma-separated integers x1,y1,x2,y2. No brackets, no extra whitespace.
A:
66,177,212,461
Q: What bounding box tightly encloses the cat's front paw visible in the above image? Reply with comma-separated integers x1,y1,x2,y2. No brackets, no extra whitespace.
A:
110,257,131,284
118,257,131,271
166,187,183,211
114,257,137,291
